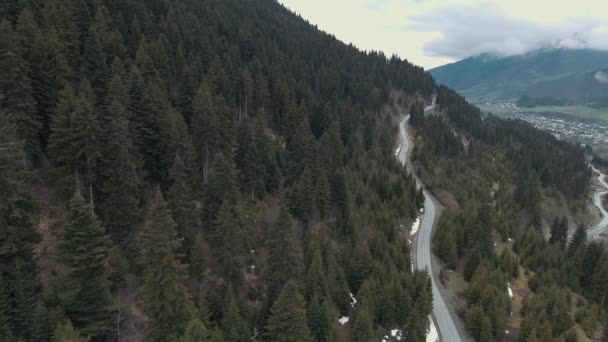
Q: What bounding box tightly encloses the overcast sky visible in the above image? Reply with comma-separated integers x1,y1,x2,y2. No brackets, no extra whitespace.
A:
279,0,608,69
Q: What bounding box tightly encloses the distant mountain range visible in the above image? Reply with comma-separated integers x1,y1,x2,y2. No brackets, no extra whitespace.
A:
429,49,608,107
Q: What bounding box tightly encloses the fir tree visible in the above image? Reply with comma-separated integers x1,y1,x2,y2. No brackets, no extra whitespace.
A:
191,80,219,183
181,318,210,342
0,19,40,160
202,153,238,226
265,208,303,298
266,280,312,342
210,202,243,283
48,81,100,199
56,192,113,339
167,136,201,251
140,191,194,341
95,73,142,245
222,288,248,342
52,318,88,342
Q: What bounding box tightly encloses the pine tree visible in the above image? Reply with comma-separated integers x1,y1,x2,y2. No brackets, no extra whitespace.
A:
351,304,374,342
255,124,280,192
30,27,71,148
191,80,219,183
306,249,329,300
31,300,51,342
568,224,586,256
222,288,248,342
0,274,13,339
95,73,142,245
0,19,40,160
48,81,100,198
210,202,243,283
56,192,113,339
0,104,43,341
181,318,210,342
549,217,568,248
265,208,303,298
266,280,312,342
308,294,336,342
80,24,108,101
168,134,201,251
202,153,238,226
479,315,493,342
288,168,316,221
140,191,194,341
590,255,608,306
235,119,264,199
52,318,88,342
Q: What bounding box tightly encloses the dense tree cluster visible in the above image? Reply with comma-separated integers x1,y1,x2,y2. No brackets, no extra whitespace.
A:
0,0,435,340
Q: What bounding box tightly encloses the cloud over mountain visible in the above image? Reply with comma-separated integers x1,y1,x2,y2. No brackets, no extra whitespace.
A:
411,4,608,59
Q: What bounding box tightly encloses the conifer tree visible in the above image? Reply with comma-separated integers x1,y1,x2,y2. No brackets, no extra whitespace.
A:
56,192,113,339
0,19,40,160
210,202,243,283
266,280,312,342
202,153,238,226
81,24,108,101
140,191,194,341
0,274,13,339
191,80,218,183
168,133,201,250
52,318,88,342
590,255,608,306
351,304,374,342
306,249,329,300
568,224,587,256
265,208,303,297
48,81,100,199
0,105,44,341
288,167,315,221
181,318,210,342
95,73,142,245
222,288,248,342
236,119,264,199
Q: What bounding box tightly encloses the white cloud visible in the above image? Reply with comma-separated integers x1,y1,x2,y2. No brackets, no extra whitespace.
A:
411,4,608,59
280,0,608,68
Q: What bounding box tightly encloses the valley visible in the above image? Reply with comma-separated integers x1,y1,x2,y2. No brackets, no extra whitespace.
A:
477,101,608,159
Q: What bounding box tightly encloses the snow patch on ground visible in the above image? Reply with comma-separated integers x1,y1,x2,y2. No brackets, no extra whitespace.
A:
349,293,357,307
391,329,403,341
338,316,349,325
507,282,513,299
410,214,422,235
426,317,439,342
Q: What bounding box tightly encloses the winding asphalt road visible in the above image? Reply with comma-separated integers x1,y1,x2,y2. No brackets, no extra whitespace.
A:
397,115,462,342
589,166,608,238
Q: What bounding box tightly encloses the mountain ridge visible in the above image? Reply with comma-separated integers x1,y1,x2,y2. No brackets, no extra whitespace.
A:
429,48,608,106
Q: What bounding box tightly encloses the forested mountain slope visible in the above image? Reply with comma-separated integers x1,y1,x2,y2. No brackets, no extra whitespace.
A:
0,0,605,342
1,0,433,341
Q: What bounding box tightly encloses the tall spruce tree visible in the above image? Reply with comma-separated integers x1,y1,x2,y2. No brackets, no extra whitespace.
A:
0,19,40,160
95,73,142,245
56,192,113,339
265,208,303,298
210,202,243,283
0,104,43,341
266,280,312,342
48,81,100,199
140,191,194,341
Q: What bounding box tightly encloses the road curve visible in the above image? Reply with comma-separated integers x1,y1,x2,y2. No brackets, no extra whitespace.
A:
589,166,608,238
397,115,462,342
